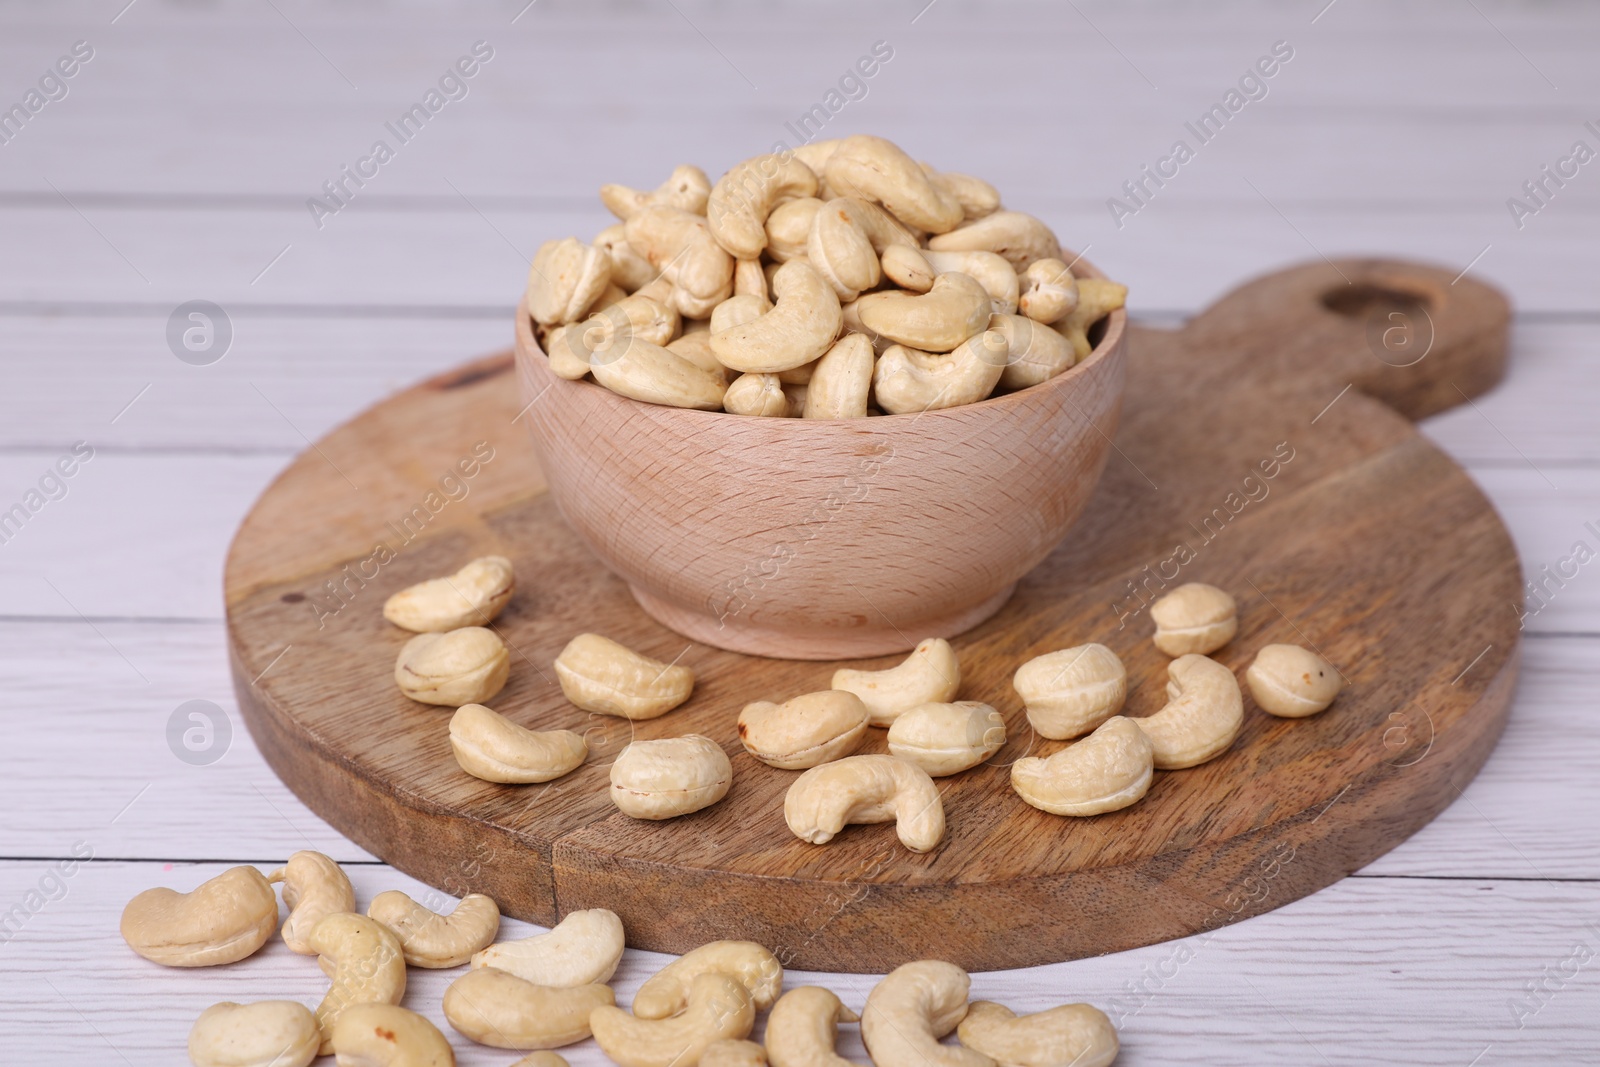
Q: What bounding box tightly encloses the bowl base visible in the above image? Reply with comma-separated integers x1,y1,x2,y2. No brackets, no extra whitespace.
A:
627,582,1018,660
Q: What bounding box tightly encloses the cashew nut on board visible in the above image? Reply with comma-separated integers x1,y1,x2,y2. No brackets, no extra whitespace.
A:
956,1001,1118,1067
1134,653,1245,769
632,939,783,1019
1246,643,1343,717
394,626,510,707
120,865,279,967
861,961,994,1067
366,890,500,968
553,633,695,719
784,754,946,853
383,555,516,633
471,908,626,987
1012,644,1128,740
831,637,962,726
886,701,1006,776
188,1001,320,1067
590,972,756,1067
610,734,733,819
602,164,713,221
442,967,614,1050
329,1004,456,1067
308,912,407,1055
765,986,867,1067
1150,582,1238,656
268,850,356,955
1010,716,1154,817
449,703,587,784
738,689,871,769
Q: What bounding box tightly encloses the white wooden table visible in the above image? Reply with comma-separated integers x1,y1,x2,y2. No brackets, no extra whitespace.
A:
2,1,1597,1062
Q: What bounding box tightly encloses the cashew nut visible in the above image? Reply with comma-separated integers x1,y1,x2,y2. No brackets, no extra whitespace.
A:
442,967,613,1050
591,972,755,1067
710,293,772,335
886,701,1005,777
666,330,727,384
764,198,823,262
625,205,735,314
472,908,626,987
704,1039,769,1067
710,259,843,374
1010,716,1153,816
610,735,732,819
861,961,992,1067
188,1001,320,1067
879,244,936,292
988,313,1075,392
589,336,729,410
633,939,783,1019
554,633,695,719
872,330,1008,415
596,224,660,292
919,251,1018,316
1012,644,1127,741
528,238,612,326
366,890,500,968
724,373,792,417
823,135,964,234
602,164,712,221
921,165,1002,221
120,865,278,967
383,556,516,633
831,638,962,726
791,140,842,174
956,1001,1118,1067
798,333,874,419
858,272,991,352
1056,278,1127,361
308,913,407,1055
926,212,1062,272
1134,654,1245,769
394,627,510,707
1246,644,1342,718
765,987,864,1067
1016,259,1078,325
738,690,870,769
1150,583,1237,656
559,294,681,377
784,755,945,853
267,851,355,955
707,153,820,259
330,1004,455,1067
808,197,918,299
734,257,769,300
782,382,809,417
449,703,587,785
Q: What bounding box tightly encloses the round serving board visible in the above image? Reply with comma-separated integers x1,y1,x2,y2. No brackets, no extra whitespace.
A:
227,258,1520,973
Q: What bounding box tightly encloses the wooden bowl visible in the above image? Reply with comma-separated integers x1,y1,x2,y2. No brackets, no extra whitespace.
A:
512,263,1127,659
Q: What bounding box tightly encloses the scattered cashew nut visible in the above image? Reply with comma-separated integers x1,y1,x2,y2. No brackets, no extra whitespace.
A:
634,939,783,1019
784,754,945,853
956,1001,1118,1067
472,908,625,987
886,701,1006,776
528,238,612,326
366,890,500,968
872,330,1008,414
1010,716,1153,816
394,627,510,707
330,1003,456,1067
590,972,755,1067
554,633,695,719
710,259,844,374
1246,644,1342,717
442,967,613,1050
610,735,733,819
861,961,993,1067
1150,583,1238,656
1012,644,1127,740
188,1001,320,1067
831,637,962,726
308,913,407,1055
1134,654,1245,769
120,865,279,968
738,690,870,769
449,703,587,785
383,556,516,633
765,986,865,1067
268,850,356,955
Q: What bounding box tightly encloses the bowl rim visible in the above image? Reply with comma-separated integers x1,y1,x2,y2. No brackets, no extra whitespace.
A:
514,255,1126,426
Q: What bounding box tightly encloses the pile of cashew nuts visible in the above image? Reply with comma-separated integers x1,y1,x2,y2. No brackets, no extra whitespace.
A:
122,851,1120,1067
526,134,1127,415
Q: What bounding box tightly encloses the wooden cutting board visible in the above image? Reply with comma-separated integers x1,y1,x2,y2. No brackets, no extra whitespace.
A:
226,258,1519,973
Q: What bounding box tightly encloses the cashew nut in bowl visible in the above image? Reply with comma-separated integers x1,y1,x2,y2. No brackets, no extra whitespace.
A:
765,987,865,1067
784,754,945,853
1150,583,1237,656
308,913,407,1055
472,908,626,987
804,334,875,419
528,238,612,327
1010,716,1153,816
443,967,613,1049
920,165,1002,221
633,939,783,1019
366,890,500,968
764,198,824,262
879,244,936,293
1134,654,1245,769
588,337,729,410
782,382,809,417
394,627,510,707
926,211,1062,272
268,850,356,955
188,1001,320,1067
1017,259,1078,325
886,701,1006,777
610,735,733,819
734,258,769,299
666,331,727,384
724,373,791,417
1246,644,1342,717
1012,644,1127,740
823,135,964,234
561,295,681,370
858,272,991,352
1056,278,1128,361
872,330,1009,415
383,556,516,634
595,224,659,292
920,251,1018,315
554,633,695,719
703,1039,769,1067
956,1001,1118,1067
792,139,843,175
330,1004,456,1067
808,197,919,299
591,972,755,1067
449,703,587,785
832,637,962,726
602,164,713,221
120,865,279,967
710,259,843,374
738,690,870,770
707,153,821,259
861,961,993,1067
988,313,1076,392
711,293,772,334
624,205,735,315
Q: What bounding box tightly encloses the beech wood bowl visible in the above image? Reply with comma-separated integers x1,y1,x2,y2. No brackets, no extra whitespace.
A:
513,260,1127,659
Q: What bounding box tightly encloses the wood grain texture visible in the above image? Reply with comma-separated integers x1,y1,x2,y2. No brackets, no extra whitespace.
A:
223,257,1521,971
